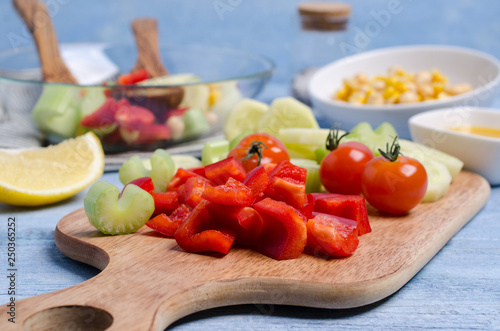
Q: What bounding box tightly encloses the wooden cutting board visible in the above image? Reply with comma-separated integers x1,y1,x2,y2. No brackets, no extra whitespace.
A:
2,171,490,331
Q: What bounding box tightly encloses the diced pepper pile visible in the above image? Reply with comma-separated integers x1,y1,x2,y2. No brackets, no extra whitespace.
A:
141,157,370,259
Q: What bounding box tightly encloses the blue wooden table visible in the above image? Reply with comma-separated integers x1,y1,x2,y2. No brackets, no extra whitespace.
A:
1,1,499,329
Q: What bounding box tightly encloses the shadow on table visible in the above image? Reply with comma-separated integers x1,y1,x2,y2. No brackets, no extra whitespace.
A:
168,296,392,330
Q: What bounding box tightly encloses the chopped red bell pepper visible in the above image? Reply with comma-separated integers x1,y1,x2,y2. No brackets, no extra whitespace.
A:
167,168,202,191
252,198,307,260
201,177,254,206
146,204,191,237
184,176,212,209
267,177,306,210
174,200,236,254
306,213,359,258
187,166,206,178
125,176,154,194
243,165,270,200
151,191,179,216
263,162,277,174
80,97,119,128
205,157,247,185
205,202,263,246
117,69,150,85
312,194,371,236
269,160,307,185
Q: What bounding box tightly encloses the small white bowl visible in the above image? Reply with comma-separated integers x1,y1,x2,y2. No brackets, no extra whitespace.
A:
309,45,500,139
409,107,500,185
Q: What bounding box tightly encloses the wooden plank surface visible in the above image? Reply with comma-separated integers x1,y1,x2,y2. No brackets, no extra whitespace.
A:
0,171,491,330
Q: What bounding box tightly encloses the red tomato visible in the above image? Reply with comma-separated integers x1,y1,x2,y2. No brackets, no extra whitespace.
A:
320,141,374,195
361,155,427,214
227,133,289,173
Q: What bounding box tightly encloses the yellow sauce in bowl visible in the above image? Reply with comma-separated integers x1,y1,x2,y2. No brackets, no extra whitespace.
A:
448,125,500,138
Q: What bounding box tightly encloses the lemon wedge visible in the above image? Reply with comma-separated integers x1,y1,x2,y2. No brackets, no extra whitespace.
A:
0,132,104,206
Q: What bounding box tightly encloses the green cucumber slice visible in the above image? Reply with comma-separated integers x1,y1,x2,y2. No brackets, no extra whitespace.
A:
223,98,269,141
285,143,317,160
399,139,463,182
290,158,321,193
278,128,334,147
257,97,319,137
401,150,453,202
202,140,230,166
84,181,155,235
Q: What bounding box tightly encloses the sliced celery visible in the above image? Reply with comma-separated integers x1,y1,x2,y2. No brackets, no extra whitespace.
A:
228,130,253,150
344,122,398,156
84,181,154,235
202,140,230,166
290,158,321,193
183,108,211,138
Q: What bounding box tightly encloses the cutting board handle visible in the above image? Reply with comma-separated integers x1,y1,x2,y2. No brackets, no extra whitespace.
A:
13,0,77,83
131,18,169,77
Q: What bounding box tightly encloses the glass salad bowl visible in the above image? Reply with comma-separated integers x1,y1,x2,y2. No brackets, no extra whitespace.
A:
0,43,274,153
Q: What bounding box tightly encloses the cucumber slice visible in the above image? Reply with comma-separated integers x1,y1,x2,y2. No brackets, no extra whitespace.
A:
257,97,319,137
278,128,334,147
119,149,175,192
401,150,453,202
285,143,317,160
223,98,269,141
183,108,211,138
171,155,203,170
137,73,202,86
290,158,321,193
399,139,463,182
202,140,230,166
229,130,254,150
84,181,154,235
344,122,398,156
80,88,107,117
32,85,81,138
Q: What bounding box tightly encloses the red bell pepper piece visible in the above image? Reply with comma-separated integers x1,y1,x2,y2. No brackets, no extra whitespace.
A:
205,202,263,246
312,194,371,236
263,162,277,174
252,198,307,260
187,166,206,178
117,69,150,85
115,104,156,131
205,157,247,185
125,176,154,194
201,177,254,206
243,165,270,200
146,204,191,237
306,213,359,258
167,168,202,191
269,160,307,185
301,193,315,220
151,191,179,216
174,200,236,254
267,177,306,210
183,176,212,209
80,97,119,128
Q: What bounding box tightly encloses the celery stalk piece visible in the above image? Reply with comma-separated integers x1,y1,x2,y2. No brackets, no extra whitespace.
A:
31,85,82,138
344,122,398,156
84,181,154,235
171,155,203,170
118,149,175,192
229,130,254,150
202,140,230,166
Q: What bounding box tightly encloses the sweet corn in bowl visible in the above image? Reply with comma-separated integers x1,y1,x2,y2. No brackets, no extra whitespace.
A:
309,45,500,139
335,67,473,105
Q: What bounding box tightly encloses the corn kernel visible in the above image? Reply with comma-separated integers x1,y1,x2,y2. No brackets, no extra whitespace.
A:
432,83,445,97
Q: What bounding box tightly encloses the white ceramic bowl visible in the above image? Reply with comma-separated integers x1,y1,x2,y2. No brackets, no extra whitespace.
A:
309,45,500,139
409,107,500,185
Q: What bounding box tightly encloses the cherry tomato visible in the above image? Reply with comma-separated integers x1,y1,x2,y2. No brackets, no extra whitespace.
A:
227,133,289,173
320,141,374,195
361,155,427,214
